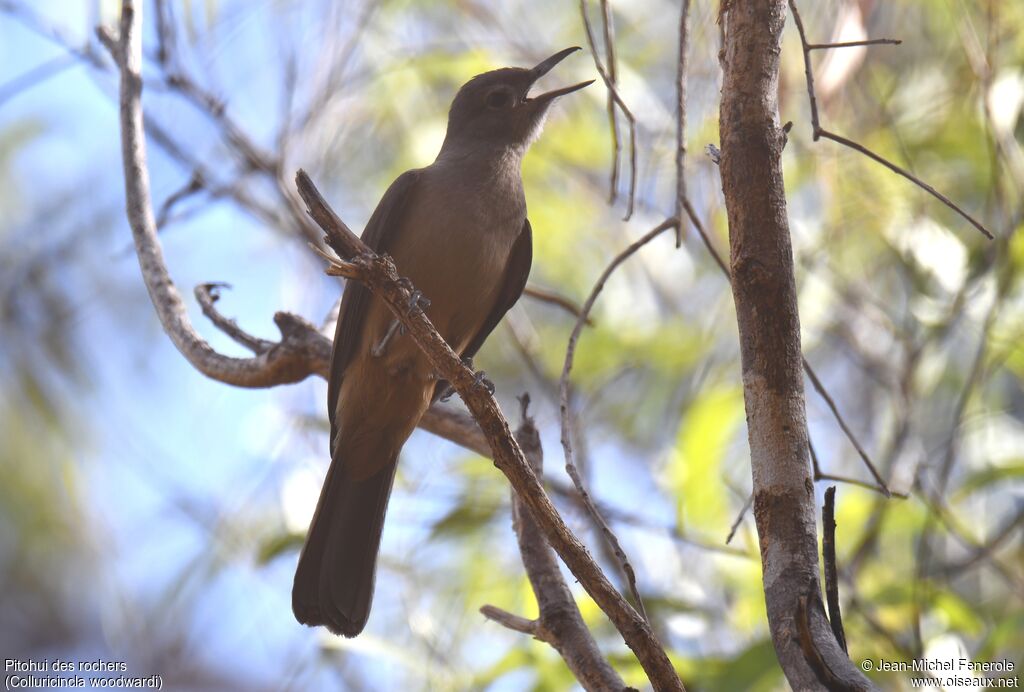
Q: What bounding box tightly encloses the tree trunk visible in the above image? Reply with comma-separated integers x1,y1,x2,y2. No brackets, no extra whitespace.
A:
718,1,876,689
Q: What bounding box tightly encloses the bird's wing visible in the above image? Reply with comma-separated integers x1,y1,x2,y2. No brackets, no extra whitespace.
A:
461,217,533,361
327,169,421,433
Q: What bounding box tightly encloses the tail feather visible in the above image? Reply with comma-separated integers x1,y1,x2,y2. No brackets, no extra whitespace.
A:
292,449,398,637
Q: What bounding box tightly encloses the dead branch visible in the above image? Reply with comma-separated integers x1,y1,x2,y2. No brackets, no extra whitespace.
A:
558,216,678,624
483,395,629,691
822,486,848,653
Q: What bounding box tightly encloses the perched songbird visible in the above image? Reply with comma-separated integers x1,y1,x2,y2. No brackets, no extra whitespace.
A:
293,48,592,636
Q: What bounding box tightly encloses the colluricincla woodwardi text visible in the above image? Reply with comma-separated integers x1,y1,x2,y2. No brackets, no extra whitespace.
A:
293,48,593,637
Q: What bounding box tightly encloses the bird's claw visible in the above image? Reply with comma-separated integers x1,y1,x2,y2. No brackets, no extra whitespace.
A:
438,382,455,402
473,370,495,395
405,289,430,315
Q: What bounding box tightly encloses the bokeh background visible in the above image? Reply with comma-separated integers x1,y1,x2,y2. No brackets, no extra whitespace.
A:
0,0,1021,689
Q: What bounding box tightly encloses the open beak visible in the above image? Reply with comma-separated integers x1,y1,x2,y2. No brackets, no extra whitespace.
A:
527,47,594,103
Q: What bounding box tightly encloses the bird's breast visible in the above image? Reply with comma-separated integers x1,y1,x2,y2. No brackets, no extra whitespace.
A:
387,163,525,351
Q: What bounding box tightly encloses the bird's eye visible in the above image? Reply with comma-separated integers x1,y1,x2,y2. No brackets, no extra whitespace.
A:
486,90,513,109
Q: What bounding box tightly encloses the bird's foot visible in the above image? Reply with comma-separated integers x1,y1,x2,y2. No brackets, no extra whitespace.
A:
405,288,431,316
437,357,493,400
473,370,495,396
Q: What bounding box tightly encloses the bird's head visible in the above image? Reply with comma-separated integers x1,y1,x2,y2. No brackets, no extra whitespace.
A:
441,47,593,154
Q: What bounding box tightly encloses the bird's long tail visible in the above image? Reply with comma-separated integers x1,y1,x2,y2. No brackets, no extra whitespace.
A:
292,442,398,638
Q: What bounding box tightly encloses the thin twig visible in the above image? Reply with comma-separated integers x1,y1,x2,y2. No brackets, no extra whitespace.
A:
674,0,691,247
479,605,537,636
546,479,752,558
940,506,1024,578
558,216,678,623
156,170,205,228
803,361,892,497
194,283,275,353
725,493,753,545
788,0,994,241
818,473,907,499
580,0,637,220
788,0,821,133
523,285,594,325
807,38,902,50
818,129,994,240
599,0,621,206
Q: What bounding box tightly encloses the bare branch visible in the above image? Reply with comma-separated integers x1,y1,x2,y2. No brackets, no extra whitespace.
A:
479,605,538,636
558,216,678,624
580,0,637,220
725,493,753,545
547,479,753,558
788,0,994,241
817,129,994,240
487,395,628,691
194,282,275,354
807,38,902,50
98,5,323,389
523,285,594,324
803,361,891,496
675,0,692,248
599,0,621,205
822,486,848,653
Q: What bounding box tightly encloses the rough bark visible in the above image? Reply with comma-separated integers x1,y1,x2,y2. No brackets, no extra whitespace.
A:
718,1,875,689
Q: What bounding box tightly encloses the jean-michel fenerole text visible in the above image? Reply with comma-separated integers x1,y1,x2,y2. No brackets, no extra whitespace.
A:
872,658,1016,674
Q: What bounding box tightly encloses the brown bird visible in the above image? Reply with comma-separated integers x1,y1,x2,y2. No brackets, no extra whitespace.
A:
293,48,592,636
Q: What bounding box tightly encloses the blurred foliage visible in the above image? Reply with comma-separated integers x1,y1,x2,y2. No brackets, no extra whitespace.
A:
0,0,1021,690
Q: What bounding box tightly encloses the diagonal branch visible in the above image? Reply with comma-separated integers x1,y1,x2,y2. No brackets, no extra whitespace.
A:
483,395,628,691
558,216,678,624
